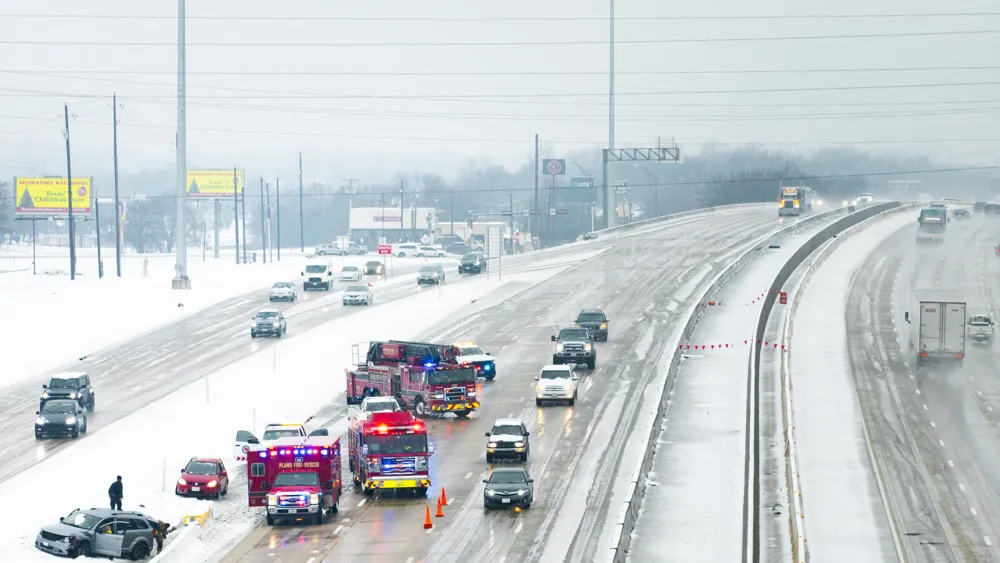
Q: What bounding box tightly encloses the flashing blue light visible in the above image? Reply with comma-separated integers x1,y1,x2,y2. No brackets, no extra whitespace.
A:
321,449,330,456
259,452,267,459
484,364,492,370
424,362,436,369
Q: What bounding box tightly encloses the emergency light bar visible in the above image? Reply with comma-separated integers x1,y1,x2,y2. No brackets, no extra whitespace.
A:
375,423,425,434
260,447,332,458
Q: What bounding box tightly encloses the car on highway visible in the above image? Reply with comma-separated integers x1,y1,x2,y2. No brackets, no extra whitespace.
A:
302,260,333,291
40,372,95,413
459,252,487,274
175,457,230,499
975,201,987,211
534,364,579,406
35,399,88,439
364,260,384,275
455,342,496,380
485,418,530,463
551,327,596,369
316,242,367,256
354,396,402,418
340,266,362,282
35,508,158,560
988,203,1000,215
314,243,337,256
483,467,534,510
580,232,600,241
856,193,874,204
575,308,610,341
269,281,297,302
394,243,421,257
420,245,447,257
953,208,970,219
417,264,446,285
343,284,373,306
250,309,286,338
969,313,995,342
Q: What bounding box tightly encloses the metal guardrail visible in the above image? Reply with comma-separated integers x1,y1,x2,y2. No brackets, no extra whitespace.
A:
606,203,859,563
591,202,770,238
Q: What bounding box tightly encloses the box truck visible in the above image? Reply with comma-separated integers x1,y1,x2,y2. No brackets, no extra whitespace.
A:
911,300,966,365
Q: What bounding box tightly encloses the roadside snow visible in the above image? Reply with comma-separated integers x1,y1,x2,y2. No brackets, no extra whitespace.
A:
0,264,572,563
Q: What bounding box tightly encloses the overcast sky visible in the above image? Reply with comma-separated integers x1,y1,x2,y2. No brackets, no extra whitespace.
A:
1,0,998,183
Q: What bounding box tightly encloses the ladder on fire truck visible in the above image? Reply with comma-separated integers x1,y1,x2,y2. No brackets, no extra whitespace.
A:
388,340,458,363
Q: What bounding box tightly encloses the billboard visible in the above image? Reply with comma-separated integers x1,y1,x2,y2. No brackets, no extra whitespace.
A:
14,177,92,217
349,206,437,231
186,169,244,198
542,159,566,175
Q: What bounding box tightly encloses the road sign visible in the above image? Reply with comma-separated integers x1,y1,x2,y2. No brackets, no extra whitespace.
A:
513,231,521,244
542,159,566,176
614,181,628,195
420,234,430,245
571,177,594,189
377,244,392,255
556,209,568,215
501,210,513,217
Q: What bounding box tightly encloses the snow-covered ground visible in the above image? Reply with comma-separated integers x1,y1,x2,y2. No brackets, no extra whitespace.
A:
626,223,831,563
789,212,916,563
0,242,455,387
0,263,573,563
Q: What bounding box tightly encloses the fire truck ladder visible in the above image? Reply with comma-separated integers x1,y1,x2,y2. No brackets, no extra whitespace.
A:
388,340,457,363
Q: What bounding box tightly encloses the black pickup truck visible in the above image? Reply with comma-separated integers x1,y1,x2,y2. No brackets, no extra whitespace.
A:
575,308,609,341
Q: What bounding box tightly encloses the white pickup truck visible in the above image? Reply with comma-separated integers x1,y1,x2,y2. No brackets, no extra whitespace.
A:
232,423,307,460
349,396,402,421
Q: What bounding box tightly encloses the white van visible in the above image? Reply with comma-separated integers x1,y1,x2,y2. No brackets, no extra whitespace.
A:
302,260,333,290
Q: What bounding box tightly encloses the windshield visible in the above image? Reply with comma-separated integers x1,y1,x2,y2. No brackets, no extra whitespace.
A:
304,265,327,273
343,267,358,272
184,461,217,475
462,253,480,261
366,434,427,454
48,378,79,389
346,285,368,292
540,370,571,380
427,367,477,385
577,313,605,322
419,266,439,273
262,429,301,440
273,472,319,487
971,316,991,325
558,329,590,340
459,346,484,356
255,312,279,320
364,400,398,412
272,282,292,289
491,425,522,436
41,401,76,414
63,510,102,531
489,471,527,484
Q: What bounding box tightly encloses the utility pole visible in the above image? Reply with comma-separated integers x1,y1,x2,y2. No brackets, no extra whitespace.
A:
172,0,190,289
95,198,103,277
63,103,76,281
533,134,539,239
343,178,358,194
449,190,454,235
240,170,247,264
601,0,616,230
265,181,272,263
259,177,266,263
399,180,404,241
112,93,122,277
507,193,514,252
276,178,281,261
298,152,304,253
232,167,239,264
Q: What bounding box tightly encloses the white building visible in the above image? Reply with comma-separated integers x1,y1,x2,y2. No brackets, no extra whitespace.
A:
348,206,438,244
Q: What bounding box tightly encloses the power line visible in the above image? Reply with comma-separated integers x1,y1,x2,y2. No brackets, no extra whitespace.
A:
9,65,1000,76
75,166,1000,201
4,80,1000,103
4,29,1000,47
3,12,1000,21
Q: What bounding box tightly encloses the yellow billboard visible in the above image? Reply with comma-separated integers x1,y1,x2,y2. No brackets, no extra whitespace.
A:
187,170,244,198
14,177,92,217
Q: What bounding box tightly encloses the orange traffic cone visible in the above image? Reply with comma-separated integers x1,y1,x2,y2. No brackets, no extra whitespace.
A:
435,497,445,518
423,506,433,529
440,487,449,506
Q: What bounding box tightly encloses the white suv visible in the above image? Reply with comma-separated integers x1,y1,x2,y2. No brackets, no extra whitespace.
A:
394,243,421,257
534,364,579,406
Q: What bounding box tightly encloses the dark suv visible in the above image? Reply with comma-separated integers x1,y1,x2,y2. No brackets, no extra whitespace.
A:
485,418,530,463
35,399,88,439
36,508,159,560
459,253,487,274
575,308,609,341
41,372,95,412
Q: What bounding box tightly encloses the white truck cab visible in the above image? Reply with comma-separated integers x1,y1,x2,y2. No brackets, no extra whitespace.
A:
969,313,995,342
534,364,579,406
232,423,307,460
350,396,402,421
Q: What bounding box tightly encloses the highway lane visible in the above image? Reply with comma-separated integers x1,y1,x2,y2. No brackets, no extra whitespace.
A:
220,206,790,563
846,214,1000,562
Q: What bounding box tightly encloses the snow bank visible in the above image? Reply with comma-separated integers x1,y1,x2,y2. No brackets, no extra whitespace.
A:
0,265,570,563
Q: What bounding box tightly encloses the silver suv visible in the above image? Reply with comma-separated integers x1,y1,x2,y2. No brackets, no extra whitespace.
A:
417,264,446,285
36,508,158,559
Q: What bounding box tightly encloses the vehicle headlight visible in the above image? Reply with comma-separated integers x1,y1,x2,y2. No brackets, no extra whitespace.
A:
517,489,528,495
488,442,498,448
207,480,218,488
416,457,428,471
267,494,277,506
41,392,49,399
177,478,187,486
600,323,607,329
432,393,444,399
272,322,280,326
250,322,257,328
514,442,524,448
584,343,592,351
467,391,476,397
65,416,76,425
310,493,320,505
556,343,565,352
486,490,496,496
67,392,77,399
35,416,46,424
536,384,544,392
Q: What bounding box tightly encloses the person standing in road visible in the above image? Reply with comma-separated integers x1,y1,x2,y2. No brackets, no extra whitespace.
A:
108,475,123,510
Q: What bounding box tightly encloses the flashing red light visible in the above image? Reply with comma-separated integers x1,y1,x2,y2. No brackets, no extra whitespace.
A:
413,423,424,432
377,423,389,434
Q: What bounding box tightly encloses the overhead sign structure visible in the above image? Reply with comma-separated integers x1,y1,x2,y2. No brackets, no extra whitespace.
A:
542,159,566,176
349,207,436,231
186,170,244,198
14,177,92,217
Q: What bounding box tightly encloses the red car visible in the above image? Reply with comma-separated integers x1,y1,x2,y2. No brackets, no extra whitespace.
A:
175,457,230,499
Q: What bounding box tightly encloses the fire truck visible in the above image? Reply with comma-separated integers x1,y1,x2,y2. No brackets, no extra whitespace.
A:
245,436,343,526
348,411,433,495
345,340,480,418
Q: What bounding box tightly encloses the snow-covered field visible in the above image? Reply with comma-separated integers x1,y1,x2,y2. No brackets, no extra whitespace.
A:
0,264,571,563
789,212,916,563
0,242,455,386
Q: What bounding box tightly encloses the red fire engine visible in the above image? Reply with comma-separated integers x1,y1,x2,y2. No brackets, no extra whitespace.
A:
246,436,343,526
345,340,480,418
348,411,432,495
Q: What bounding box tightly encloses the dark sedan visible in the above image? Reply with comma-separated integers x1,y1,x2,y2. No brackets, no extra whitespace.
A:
35,399,88,439
483,467,534,509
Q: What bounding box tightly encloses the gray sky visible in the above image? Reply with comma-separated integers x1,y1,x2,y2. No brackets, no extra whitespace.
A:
1,0,998,183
